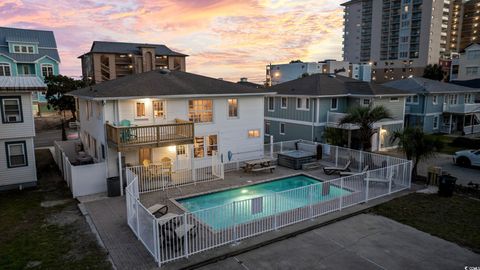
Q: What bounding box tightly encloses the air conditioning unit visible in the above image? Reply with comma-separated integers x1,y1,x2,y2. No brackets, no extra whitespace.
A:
7,115,20,122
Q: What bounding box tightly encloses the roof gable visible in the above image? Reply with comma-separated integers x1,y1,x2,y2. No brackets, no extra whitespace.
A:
0,27,60,62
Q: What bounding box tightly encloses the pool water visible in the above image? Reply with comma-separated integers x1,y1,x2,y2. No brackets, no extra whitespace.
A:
177,175,350,230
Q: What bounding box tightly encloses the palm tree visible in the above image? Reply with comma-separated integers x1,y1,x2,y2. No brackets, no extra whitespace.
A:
391,128,443,179
339,105,392,151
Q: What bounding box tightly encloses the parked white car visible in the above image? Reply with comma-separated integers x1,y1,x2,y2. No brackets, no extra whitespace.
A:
453,149,480,167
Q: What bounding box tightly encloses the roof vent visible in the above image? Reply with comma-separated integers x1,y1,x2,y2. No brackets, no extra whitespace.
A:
159,69,171,74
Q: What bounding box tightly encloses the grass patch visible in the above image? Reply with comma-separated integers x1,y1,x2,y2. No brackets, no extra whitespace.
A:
428,134,463,155
372,193,480,253
0,149,111,270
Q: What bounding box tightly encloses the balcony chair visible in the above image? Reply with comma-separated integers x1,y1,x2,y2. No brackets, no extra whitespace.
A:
119,119,137,142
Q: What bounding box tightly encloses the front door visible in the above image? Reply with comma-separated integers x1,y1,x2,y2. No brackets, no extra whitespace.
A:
139,148,152,166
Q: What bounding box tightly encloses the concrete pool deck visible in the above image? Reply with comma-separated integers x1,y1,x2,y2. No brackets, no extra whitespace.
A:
81,162,417,270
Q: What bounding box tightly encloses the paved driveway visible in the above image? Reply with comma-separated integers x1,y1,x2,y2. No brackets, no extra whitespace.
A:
416,153,480,186
200,214,480,270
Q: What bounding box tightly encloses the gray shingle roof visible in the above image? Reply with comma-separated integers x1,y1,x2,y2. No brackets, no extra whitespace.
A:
451,79,480,89
269,74,410,97
383,77,479,94
83,41,187,57
0,76,47,91
0,27,60,62
69,70,274,99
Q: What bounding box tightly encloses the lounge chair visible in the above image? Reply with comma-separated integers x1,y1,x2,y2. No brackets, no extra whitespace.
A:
160,217,197,249
323,160,351,175
148,203,168,218
339,165,369,176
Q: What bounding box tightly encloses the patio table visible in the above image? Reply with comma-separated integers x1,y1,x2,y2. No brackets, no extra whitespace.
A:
243,158,274,172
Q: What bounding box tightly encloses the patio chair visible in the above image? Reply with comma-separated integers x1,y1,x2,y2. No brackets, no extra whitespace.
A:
119,119,137,142
147,203,168,218
339,165,369,176
161,218,197,250
323,160,351,175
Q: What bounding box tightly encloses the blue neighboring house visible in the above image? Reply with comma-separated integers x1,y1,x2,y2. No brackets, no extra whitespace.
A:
264,74,410,151
0,27,60,115
384,77,480,135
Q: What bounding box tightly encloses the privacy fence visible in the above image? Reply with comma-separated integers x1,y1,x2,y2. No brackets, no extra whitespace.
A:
125,140,411,267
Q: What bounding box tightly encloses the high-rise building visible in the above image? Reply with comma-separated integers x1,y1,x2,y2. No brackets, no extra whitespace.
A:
342,0,451,82
449,0,480,52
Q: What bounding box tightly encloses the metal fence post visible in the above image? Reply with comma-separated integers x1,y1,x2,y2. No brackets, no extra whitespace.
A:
270,135,274,158
335,146,339,167
184,213,189,258
359,150,363,171
232,201,237,244
274,193,278,230
365,171,370,203
408,161,413,189
388,166,393,194
309,185,313,219
340,178,344,211
136,200,140,239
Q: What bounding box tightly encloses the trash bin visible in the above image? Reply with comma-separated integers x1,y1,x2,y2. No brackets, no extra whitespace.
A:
438,174,457,197
107,177,120,197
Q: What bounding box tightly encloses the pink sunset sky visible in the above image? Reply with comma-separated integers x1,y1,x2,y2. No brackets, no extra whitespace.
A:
2,0,345,83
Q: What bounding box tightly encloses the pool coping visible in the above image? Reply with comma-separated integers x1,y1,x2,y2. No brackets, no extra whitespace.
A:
169,172,348,214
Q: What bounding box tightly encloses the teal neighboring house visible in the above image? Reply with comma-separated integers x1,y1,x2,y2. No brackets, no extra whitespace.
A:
264,74,410,151
0,27,60,115
384,77,480,135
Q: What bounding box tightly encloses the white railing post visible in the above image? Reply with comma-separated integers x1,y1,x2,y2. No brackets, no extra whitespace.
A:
309,185,313,219
273,193,278,230
339,178,344,210
135,200,140,239
388,166,393,194
153,218,159,263
335,146,339,167
359,150,363,171
365,171,370,203
184,213,189,258
269,135,274,158
232,201,237,244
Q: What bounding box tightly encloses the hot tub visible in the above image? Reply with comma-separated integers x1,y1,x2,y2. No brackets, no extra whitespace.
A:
277,150,316,170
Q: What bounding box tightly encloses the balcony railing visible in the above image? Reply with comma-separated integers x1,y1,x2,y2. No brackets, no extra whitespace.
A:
443,103,480,114
106,119,194,150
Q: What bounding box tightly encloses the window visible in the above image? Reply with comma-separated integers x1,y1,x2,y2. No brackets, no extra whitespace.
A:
136,102,146,117
362,99,371,106
267,97,274,111
296,98,310,110
0,63,11,76
248,129,260,138
194,135,217,158
406,96,411,103
41,64,54,77
281,97,287,109
433,115,439,129
5,141,27,168
449,94,458,105
153,100,165,118
189,99,213,123
407,95,419,104
280,123,285,135
13,44,35,54
331,98,338,110
228,98,238,118
465,94,473,104
265,121,271,135
1,96,22,123
466,67,479,76
432,95,438,105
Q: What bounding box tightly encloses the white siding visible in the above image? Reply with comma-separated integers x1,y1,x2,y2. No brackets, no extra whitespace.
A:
78,99,105,162
0,137,36,187
0,92,35,139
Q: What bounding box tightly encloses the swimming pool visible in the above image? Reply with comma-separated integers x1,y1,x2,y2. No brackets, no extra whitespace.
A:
176,175,350,230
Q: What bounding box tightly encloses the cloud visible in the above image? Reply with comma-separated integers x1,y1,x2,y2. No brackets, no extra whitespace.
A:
3,0,345,83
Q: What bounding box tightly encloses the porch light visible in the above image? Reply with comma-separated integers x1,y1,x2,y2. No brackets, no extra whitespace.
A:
380,128,387,135
274,72,280,78
168,145,176,153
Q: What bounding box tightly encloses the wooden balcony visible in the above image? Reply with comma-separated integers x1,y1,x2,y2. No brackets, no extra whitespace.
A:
106,119,194,151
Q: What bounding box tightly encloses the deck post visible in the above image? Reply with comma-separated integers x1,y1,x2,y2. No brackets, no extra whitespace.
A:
118,151,124,196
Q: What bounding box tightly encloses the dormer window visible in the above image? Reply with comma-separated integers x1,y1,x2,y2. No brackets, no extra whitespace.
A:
41,64,54,77
12,44,35,54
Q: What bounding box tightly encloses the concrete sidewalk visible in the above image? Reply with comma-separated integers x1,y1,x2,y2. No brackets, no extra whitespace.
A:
201,214,480,270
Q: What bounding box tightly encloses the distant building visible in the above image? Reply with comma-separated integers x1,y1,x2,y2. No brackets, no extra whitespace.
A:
451,43,480,81
449,0,480,53
0,76,46,190
264,74,409,151
0,27,61,115
384,77,480,135
266,60,371,86
79,41,188,84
